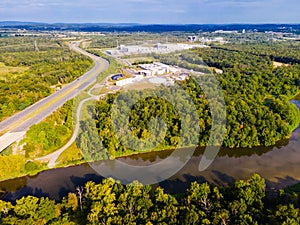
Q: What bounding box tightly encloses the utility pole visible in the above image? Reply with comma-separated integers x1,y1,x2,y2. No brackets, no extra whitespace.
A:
34,40,39,52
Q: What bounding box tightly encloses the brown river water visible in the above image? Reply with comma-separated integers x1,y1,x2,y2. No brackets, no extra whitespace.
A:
0,97,300,202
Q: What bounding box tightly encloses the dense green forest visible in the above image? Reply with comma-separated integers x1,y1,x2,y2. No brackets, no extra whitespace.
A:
0,37,93,122
1,174,300,224
210,42,300,65
85,42,300,157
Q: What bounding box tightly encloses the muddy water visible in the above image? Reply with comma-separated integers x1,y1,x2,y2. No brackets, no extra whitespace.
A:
1,98,300,201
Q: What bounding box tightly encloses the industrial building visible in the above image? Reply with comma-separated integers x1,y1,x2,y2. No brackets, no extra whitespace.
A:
106,43,207,56
114,62,186,87
138,62,180,76
115,75,144,87
116,78,133,86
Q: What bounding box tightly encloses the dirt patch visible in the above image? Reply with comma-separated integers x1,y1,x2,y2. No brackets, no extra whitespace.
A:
273,61,290,68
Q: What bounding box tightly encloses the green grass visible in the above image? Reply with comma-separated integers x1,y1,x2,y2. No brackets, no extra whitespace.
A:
288,91,300,133
0,62,29,79
0,145,13,156
56,142,84,167
125,56,155,64
289,103,300,132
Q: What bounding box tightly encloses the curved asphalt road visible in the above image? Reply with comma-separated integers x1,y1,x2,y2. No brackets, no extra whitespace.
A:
0,41,109,151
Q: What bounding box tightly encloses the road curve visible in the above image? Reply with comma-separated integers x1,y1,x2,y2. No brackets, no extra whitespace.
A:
0,41,109,152
36,86,107,167
37,97,93,167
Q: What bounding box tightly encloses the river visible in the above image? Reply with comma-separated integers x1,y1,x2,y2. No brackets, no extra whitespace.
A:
1,97,300,202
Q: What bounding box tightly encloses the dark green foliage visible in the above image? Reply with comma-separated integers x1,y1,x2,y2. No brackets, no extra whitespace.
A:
1,174,300,224
77,119,108,161
24,161,40,171
92,86,201,157
93,80,299,153
1,196,58,224
145,43,300,148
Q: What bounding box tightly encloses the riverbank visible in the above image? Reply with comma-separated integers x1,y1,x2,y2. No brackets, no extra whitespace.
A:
2,125,300,202
1,93,299,183
289,92,300,132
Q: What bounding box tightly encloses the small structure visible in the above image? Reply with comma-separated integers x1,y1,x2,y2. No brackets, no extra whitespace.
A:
116,78,134,86
111,74,123,81
115,75,144,87
138,70,153,77
138,62,173,76
134,74,144,81
106,50,119,55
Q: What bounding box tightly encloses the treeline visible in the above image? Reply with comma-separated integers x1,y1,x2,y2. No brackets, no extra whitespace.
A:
182,78,299,148
0,37,93,122
90,90,298,155
1,174,300,224
82,89,195,157
147,44,300,148
89,44,300,152
211,42,300,65
153,45,300,97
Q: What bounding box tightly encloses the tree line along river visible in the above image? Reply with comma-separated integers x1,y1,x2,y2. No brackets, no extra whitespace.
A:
0,96,300,202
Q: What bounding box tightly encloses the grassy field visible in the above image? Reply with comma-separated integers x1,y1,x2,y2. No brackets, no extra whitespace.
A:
0,62,28,79
56,142,83,166
125,56,155,64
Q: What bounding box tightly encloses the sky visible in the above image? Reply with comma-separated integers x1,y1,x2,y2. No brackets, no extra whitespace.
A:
0,0,299,24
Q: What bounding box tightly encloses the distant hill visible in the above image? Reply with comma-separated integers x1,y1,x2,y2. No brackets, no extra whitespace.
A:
0,21,46,26
1,21,300,33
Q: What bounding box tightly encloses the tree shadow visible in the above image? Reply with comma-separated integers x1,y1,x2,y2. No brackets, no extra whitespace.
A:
1,186,49,203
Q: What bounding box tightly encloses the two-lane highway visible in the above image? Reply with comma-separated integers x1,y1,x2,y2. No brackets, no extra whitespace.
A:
0,41,109,152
